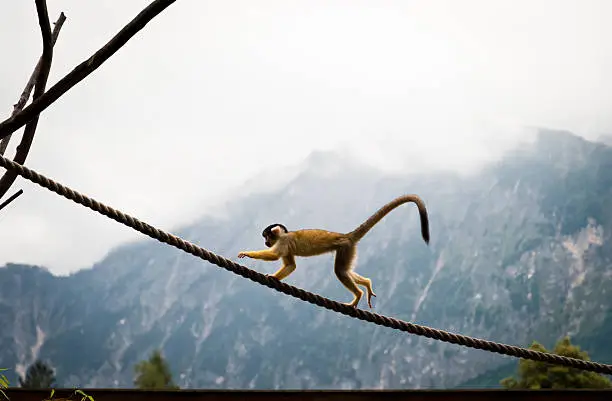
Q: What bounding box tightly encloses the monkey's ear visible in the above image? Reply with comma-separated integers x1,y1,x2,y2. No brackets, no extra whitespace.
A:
271,225,284,235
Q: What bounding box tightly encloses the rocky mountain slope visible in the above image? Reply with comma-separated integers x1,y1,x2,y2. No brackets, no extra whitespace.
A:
1,129,611,389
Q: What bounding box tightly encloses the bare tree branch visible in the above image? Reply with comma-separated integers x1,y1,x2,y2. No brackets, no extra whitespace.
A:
0,12,66,156
0,0,177,140
0,0,55,200
0,189,24,213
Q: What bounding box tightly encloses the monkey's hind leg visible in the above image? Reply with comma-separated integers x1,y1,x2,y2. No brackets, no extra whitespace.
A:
334,245,363,308
352,272,376,308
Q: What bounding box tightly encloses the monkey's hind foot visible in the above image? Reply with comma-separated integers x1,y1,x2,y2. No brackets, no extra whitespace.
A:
343,301,359,309
344,295,362,309
367,293,377,309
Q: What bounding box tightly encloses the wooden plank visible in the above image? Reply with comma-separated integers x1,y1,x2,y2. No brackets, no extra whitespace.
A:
4,389,612,401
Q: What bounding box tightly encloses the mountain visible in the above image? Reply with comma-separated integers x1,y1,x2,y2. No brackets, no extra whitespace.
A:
1,129,611,389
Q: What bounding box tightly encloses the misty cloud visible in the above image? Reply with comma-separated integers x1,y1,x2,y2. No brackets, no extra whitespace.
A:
0,0,610,274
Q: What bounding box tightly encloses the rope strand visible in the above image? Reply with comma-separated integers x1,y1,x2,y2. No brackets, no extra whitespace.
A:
1,154,611,376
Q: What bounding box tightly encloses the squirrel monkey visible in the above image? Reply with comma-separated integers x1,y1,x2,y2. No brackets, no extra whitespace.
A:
237,195,430,309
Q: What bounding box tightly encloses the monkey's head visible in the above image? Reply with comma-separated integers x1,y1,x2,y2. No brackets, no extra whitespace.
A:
262,223,288,247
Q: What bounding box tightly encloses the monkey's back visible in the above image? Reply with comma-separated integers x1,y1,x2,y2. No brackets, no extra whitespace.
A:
290,229,351,257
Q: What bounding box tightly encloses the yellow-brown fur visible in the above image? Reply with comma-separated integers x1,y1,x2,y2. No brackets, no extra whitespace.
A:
238,194,430,308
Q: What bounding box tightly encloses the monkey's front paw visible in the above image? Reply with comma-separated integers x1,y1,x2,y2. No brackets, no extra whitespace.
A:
237,252,248,259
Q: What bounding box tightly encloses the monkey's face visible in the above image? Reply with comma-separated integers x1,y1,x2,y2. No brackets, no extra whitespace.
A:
262,223,288,247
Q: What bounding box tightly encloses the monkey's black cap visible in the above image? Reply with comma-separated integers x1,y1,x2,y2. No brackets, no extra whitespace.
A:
262,223,288,237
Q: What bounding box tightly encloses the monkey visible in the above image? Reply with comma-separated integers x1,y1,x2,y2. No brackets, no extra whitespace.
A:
237,194,430,309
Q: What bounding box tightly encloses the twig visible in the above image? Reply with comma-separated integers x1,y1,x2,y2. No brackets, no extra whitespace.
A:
0,189,24,212
0,12,66,156
0,0,55,200
0,0,177,140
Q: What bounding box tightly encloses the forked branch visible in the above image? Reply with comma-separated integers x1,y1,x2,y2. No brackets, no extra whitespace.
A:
0,12,66,156
0,0,177,140
0,0,57,201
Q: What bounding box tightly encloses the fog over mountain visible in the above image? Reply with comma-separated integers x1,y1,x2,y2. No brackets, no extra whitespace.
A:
2,0,611,274
1,129,611,389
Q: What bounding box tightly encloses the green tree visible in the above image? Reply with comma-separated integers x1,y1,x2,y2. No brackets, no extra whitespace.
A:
0,368,9,400
133,349,179,390
19,360,56,389
501,336,612,389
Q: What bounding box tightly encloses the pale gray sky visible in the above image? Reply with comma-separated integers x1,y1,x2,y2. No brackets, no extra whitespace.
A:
0,0,610,275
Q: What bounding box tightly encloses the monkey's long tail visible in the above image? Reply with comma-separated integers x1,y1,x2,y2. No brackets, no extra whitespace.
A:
347,194,430,244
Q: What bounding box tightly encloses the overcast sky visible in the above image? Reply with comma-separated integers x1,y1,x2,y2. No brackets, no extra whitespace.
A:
0,0,611,275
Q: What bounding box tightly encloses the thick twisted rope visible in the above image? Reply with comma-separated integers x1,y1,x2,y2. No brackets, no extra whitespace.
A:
1,155,611,376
